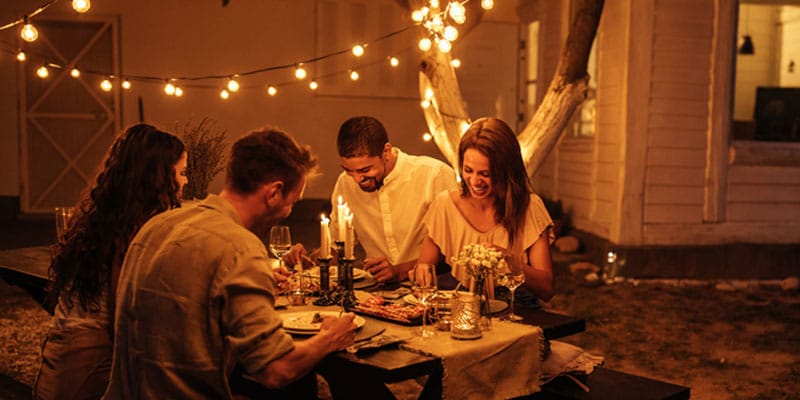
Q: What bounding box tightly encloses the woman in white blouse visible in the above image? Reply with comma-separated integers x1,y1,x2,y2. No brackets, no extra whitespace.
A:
419,117,555,303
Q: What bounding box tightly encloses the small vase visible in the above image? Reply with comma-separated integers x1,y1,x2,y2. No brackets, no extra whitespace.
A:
472,276,492,332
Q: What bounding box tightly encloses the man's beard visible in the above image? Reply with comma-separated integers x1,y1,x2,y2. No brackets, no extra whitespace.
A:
358,177,384,192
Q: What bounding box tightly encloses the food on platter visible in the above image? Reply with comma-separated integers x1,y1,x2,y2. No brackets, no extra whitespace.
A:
351,295,424,325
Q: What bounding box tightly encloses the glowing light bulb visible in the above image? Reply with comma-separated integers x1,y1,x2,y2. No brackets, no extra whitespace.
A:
425,87,434,99
389,57,399,67
72,0,91,13
164,82,176,96
70,68,80,78
451,58,462,68
411,10,424,22
352,45,365,57
100,79,112,92
449,2,466,24
421,99,431,108
419,38,432,51
220,89,229,99
21,22,38,42
350,70,359,81
295,65,307,80
16,51,26,62
443,26,459,41
121,79,131,90
422,132,433,142
437,39,452,53
227,77,240,92
431,0,440,8
309,80,319,90
431,15,444,30
481,0,494,10
36,66,49,79
174,87,183,97
267,85,277,96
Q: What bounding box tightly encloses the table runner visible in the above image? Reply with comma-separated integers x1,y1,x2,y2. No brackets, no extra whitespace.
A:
398,319,544,400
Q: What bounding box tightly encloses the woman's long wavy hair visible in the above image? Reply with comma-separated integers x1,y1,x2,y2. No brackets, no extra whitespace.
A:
458,117,533,247
49,124,185,312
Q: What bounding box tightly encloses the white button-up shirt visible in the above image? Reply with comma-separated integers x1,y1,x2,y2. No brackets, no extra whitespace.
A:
331,150,456,265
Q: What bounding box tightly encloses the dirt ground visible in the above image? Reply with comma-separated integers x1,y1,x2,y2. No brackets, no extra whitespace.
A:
1,255,799,399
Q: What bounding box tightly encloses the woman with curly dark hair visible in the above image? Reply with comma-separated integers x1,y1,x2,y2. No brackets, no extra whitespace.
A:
34,124,187,400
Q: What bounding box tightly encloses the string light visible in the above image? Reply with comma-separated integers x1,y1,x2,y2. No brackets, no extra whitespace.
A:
389,56,399,67
422,132,433,141
100,78,112,92
443,26,459,41
421,99,431,108
121,79,131,90
220,89,229,99
295,64,307,80
20,17,38,42
481,0,494,10
437,39,452,53
164,82,177,96
451,58,462,68
174,87,183,97
16,51,26,62
309,80,319,90
419,38,432,51
266,85,277,96
72,0,91,13
36,65,49,78
226,76,240,92
349,70,360,81
70,68,80,78
352,44,365,57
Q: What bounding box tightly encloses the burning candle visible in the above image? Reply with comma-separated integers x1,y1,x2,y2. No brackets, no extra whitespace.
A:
344,208,355,259
337,196,347,242
320,214,331,258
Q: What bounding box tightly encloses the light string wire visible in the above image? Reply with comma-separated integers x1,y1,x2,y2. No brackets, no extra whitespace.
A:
0,0,58,31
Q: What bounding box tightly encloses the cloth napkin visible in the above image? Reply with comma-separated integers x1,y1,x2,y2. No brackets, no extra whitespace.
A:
399,319,544,400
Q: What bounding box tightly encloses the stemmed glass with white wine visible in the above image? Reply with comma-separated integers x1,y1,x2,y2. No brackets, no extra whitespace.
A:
497,265,526,321
410,263,438,338
269,226,294,286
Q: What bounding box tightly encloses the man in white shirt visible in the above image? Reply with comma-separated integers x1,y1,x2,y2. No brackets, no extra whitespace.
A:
288,116,455,283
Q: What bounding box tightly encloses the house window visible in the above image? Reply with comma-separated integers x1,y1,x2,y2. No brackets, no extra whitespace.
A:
733,3,800,142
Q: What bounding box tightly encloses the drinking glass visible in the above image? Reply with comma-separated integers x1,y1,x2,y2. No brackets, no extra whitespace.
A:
410,263,438,338
269,225,292,280
54,206,74,242
497,268,526,321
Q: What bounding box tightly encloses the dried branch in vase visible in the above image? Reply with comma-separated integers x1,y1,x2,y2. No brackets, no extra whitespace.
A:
178,117,228,200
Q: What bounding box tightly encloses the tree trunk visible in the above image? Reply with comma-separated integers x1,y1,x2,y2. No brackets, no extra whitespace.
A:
400,0,604,176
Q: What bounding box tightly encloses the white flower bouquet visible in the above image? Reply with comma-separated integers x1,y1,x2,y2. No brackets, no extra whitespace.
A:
450,243,507,282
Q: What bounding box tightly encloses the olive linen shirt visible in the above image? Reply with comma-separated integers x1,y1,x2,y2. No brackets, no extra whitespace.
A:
331,149,456,265
104,195,294,399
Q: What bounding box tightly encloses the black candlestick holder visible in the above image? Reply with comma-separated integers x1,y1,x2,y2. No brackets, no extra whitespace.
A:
313,257,335,306
330,241,358,308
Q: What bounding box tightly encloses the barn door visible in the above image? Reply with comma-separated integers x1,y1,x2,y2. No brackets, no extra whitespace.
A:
19,17,120,214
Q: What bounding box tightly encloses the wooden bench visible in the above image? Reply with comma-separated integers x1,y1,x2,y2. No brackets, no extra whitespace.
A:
527,367,690,400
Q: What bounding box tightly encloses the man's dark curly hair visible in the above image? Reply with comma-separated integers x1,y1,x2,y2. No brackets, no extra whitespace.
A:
49,124,185,312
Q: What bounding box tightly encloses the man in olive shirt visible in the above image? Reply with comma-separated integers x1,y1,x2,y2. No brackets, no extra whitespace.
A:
105,129,357,399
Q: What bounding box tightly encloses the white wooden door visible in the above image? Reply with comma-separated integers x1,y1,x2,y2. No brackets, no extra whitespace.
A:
19,17,120,214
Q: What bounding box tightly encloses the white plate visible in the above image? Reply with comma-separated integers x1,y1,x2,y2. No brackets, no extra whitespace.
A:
281,311,366,332
304,266,368,281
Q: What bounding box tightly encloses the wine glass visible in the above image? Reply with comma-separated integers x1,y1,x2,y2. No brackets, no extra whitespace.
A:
269,226,293,284
410,263,438,338
497,268,526,321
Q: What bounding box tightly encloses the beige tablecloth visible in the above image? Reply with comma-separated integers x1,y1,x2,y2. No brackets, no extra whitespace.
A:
399,319,544,400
